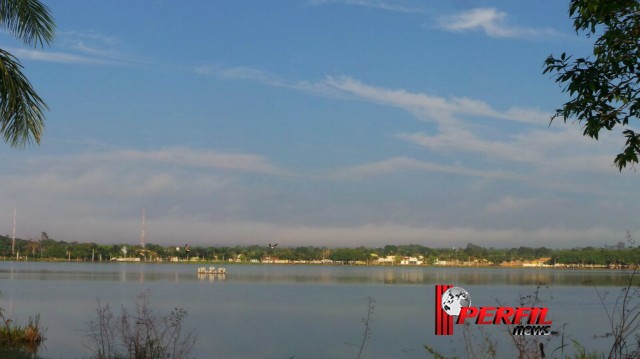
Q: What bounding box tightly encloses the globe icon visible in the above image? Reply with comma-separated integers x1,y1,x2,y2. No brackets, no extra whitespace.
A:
441,287,471,316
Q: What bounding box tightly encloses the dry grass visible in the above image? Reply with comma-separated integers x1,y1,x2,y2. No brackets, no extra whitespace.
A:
0,309,45,354
85,290,197,359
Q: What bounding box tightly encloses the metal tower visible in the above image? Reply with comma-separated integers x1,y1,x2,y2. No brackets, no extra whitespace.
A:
11,206,16,255
140,209,146,249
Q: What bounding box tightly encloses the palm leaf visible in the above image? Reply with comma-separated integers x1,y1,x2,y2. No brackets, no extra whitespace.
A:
0,49,46,147
0,0,55,47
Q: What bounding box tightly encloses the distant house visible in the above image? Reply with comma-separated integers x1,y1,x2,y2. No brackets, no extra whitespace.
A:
400,256,423,265
377,255,396,264
271,259,290,264
261,256,290,264
522,258,552,267
435,258,458,266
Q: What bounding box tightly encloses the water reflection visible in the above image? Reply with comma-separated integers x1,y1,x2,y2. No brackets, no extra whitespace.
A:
197,273,226,282
0,262,637,286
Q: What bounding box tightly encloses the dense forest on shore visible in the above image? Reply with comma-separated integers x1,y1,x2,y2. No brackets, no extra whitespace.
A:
1,233,638,266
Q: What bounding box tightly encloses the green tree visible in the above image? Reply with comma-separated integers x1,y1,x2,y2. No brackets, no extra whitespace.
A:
464,243,487,259
544,0,640,170
25,239,38,258
0,0,55,147
329,248,363,264
383,245,397,256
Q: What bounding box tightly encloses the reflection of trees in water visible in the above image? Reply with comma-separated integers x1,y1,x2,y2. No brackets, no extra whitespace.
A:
1,264,638,287
204,268,640,286
437,268,639,287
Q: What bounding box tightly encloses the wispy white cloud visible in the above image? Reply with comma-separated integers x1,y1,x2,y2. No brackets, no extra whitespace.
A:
197,66,291,87
110,147,295,176
40,147,294,177
0,146,296,240
5,47,114,65
9,30,149,66
59,30,121,48
3,165,228,200
320,76,550,125
398,131,524,161
397,127,621,177
1,180,623,247
484,196,567,215
203,67,627,179
203,68,549,126
308,0,426,14
328,156,524,180
195,65,337,98
2,147,292,202
437,8,561,39
0,144,633,247
57,30,140,64
397,129,555,165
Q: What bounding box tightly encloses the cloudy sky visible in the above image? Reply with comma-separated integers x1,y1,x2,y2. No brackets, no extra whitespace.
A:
0,0,636,248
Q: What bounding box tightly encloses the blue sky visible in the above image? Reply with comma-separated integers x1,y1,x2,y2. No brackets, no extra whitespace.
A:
0,0,637,248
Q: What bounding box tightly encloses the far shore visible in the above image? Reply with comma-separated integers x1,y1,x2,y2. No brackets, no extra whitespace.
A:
0,257,635,271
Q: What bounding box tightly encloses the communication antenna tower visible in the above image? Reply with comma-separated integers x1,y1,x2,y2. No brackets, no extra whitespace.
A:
140,209,146,249
11,206,16,255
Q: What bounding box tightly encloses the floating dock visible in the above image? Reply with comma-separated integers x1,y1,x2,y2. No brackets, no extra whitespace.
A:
197,266,227,275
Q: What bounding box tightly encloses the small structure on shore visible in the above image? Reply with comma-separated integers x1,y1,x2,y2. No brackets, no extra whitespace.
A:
197,266,226,275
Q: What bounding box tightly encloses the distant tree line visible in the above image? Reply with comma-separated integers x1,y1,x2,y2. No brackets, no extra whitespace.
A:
1,234,639,266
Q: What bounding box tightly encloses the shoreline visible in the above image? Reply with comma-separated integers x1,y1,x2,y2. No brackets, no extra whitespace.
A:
0,257,633,271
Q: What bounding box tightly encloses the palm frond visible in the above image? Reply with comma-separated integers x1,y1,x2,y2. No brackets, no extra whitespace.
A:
0,0,55,47
0,48,46,147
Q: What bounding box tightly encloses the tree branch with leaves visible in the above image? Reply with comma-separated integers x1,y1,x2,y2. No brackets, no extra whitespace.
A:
544,0,640,170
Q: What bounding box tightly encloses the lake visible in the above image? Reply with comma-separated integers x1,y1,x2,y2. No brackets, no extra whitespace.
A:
0,262,634,358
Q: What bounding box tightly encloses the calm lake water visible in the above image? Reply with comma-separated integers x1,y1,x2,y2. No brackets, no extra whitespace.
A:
0,262,634,358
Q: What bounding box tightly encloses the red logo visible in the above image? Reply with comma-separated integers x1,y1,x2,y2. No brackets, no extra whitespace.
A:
435,285,552,336
435,284,454,335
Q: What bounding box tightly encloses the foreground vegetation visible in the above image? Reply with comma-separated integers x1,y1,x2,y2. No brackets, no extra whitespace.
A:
86,291,196,359
1,233,639,267
0,290,195,359
0,305,45,358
